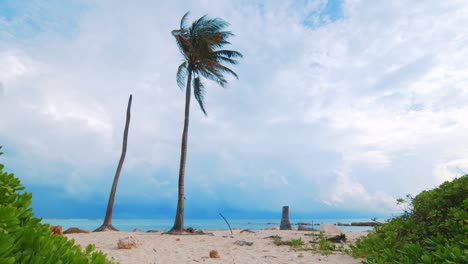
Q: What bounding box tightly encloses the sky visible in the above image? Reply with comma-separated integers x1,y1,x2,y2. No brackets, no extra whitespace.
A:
1,0,468,220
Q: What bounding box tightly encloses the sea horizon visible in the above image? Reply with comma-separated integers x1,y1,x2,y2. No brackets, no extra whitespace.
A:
41,217,381,232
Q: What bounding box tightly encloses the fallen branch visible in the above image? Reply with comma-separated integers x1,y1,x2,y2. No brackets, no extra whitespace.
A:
219,213,233,236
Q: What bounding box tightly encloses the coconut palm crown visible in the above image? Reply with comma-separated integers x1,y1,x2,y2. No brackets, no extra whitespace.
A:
173,12,243,114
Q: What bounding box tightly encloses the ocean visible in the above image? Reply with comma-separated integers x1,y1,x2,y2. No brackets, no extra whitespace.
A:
41,218,377,232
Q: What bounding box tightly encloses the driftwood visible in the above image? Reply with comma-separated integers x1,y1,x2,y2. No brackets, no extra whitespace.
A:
163,229,214,236
263,235,281,239
240,229,255,233
234,240,254,246
219,213,233,235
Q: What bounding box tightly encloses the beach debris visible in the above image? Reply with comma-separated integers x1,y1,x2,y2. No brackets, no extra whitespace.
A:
304,232,319,236
163,229,214,236
264,226,279,230
176,238,180,241
146,229,160,233
219,213,233,236
133,228,141,232
240,229,255,233
117,236,138,249
185,227,196,233
351,221,383,226
319,224,342,236
50,225,63,235
336,222,350,226
234,240,254,246
280,206,292,230
298,225,314,231
63,227,90,234
264,235,281,239
209,250,220,258
326,234,346,243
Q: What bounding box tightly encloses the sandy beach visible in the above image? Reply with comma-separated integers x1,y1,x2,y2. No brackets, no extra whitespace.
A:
66,230,368,264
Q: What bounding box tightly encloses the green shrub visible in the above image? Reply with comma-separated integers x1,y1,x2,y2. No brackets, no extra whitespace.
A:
0,147,113,263
351,175,468,264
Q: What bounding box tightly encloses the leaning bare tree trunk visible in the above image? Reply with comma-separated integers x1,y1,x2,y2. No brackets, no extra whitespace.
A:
170,71,192,233
95,94,133,232
280,206,292,230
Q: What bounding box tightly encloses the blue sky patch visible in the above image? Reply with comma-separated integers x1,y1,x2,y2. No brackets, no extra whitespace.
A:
304,0,343,28
0,0,88,40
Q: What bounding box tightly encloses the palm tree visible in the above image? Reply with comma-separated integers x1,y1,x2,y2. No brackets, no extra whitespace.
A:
170,12,242,233
95,94,132,232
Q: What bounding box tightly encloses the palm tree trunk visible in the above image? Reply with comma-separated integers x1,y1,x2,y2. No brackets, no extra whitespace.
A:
170,71,192,233
94,94,132,232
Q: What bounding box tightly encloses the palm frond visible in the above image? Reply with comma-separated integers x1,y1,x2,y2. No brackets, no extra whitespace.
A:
193,77,207,115
202,60,238,79
173,13,242,108
176,62,188,89
215,50,243,59
172,30,194,59
191,15,209,35
180,12,190,29
199,18,230,34
197,67,227,87
214,64,238,79
214,56,237,65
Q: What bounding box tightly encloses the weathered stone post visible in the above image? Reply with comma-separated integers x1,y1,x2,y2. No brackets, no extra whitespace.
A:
280,206,292,230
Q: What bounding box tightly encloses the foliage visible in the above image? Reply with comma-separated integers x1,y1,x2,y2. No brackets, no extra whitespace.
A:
351,175,468,263
173,12,243,115
290,238,305,247
272,235,283,246
318,237,336,252
0,147,113,263
310,233,345,255
272,236,304,248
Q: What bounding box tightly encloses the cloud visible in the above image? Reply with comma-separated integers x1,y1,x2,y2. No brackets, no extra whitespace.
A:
433,157,468,185
1,0,468,218
0,82,4,98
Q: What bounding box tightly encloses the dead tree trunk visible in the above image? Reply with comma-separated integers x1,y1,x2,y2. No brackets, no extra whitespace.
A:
280,206,292,230
94,94,132,232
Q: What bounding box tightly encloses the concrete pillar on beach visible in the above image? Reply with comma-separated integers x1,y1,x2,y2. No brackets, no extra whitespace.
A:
280,206,292,230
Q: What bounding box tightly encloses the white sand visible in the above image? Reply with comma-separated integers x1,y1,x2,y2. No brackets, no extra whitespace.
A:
66,230,368,264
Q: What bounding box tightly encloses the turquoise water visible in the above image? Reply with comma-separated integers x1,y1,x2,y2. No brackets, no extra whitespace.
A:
41,218,376,232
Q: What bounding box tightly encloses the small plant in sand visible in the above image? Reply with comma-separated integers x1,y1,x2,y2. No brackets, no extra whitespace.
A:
318,237,336,252
272,235,283,246
290,238,305,248
272,236,306,250
308,233,350,256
